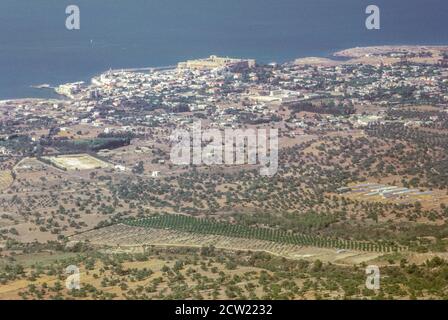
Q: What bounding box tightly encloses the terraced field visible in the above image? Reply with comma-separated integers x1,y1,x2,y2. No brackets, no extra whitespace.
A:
0,171,13,192
123,215,404,252
70,215,406,264
69,224,382,263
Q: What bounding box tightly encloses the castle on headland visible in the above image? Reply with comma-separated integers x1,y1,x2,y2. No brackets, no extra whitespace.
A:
177,55,256,71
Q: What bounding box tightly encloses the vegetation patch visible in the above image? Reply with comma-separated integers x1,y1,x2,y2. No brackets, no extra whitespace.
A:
124,215,404,252
51,137,131,153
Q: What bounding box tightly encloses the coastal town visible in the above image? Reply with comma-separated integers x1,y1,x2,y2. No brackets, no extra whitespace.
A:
2,46,448,299
2,47,448,144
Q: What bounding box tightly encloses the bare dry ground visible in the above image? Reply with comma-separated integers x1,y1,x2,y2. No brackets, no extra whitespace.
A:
294,57,342,66
334,45,448,65
0,170,13,192
294,45,448,67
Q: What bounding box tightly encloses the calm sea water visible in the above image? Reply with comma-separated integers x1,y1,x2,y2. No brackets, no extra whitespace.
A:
1,0,447,99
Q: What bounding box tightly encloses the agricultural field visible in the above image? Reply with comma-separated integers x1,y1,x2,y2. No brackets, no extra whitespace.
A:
123,215,404,252
42,154,111,171
0,171,13,192
70,215,405,262
70,224,382,264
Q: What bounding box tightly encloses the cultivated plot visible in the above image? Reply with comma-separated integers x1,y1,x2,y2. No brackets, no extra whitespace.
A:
42,154,111,171
0,171,13,192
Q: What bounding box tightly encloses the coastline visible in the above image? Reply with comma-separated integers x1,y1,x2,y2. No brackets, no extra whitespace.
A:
2,44,447,104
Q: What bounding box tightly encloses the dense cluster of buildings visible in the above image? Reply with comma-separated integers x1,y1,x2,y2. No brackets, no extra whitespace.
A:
177,55,256,71
1,52,448,155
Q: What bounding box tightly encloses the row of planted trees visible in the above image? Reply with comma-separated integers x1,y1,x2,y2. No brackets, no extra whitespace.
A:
124,214,405,253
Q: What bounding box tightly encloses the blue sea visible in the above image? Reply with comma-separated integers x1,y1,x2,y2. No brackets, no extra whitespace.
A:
1,0,447,99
